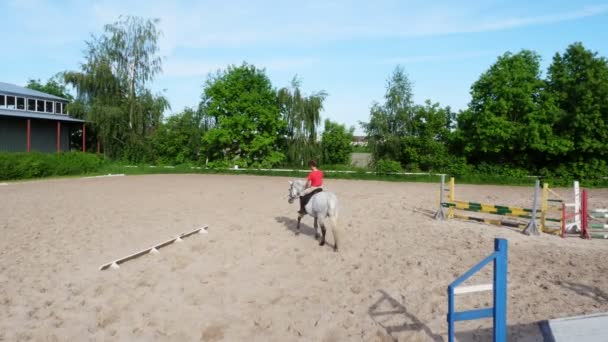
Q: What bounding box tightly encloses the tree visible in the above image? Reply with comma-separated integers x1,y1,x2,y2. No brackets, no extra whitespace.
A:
151,108,205,164
64,15,169,160
455,50,561,167
26,74,73,100
402,100,454,171
546,42,608,177
277,76,327,166
199,63,285,167
360,66,416,164
321,119,354,165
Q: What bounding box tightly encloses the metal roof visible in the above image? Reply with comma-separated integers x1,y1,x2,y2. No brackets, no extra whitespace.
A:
0,108,85,123
0,82,70,102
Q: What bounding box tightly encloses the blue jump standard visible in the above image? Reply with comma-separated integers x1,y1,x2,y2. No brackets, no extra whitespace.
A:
447,238,508,342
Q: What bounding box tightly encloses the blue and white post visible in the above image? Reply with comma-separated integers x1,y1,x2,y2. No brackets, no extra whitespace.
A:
447,238,508,342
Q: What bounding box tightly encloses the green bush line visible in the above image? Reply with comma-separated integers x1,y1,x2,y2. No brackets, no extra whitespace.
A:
0,152,107,181
102,164,608,188
2,153,607,188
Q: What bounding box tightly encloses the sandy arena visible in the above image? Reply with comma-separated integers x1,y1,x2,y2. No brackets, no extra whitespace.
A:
1,174,607,341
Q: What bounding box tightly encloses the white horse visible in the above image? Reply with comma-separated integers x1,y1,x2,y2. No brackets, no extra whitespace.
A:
287,179,341,251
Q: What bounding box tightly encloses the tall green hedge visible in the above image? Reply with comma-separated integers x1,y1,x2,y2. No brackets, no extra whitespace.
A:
0,152,106,181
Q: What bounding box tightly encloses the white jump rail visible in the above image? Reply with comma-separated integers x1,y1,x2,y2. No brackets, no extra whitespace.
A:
83,173,125,179
454,283,494,295
99,226,208,271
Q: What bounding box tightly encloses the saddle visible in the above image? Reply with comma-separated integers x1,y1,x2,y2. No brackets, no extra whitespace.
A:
300,188,323,208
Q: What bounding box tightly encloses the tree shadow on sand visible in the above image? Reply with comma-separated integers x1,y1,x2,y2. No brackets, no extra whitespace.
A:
368,290,444,342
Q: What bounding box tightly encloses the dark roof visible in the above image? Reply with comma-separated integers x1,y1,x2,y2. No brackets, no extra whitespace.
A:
0,108,84,123
0,82,69,102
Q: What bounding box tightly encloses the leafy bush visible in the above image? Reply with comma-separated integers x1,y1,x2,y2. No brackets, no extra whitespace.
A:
375,159,402,175
472,163,530,178
320,164,367,172
0,152,106,181
321,119,354,165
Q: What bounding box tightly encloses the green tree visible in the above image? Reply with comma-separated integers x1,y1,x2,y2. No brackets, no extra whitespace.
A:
200,63,285,167
546,42,608,177
26,74,73,100
360,66,416,164
402,100,455,171
277,76,327,166
150,108,205,164
64,15,169,160
321,119,354,165
455,50,560,168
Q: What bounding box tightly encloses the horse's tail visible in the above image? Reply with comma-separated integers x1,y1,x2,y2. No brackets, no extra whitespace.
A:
327,193,341,251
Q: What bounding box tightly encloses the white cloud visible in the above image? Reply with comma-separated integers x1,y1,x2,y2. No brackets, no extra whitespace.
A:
8,1,607,57
382,50,496,64
455,4,608,34
81,1,608,56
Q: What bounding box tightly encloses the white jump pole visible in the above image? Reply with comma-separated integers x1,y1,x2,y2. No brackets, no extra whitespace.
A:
99,226,209,271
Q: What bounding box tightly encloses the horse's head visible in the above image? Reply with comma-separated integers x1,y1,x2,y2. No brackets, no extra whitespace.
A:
287,180,303,204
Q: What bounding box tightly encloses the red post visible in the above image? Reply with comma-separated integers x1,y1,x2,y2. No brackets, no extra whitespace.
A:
581,189,589,239
26,119,31,152
82,123,86,152
560,202,566,238
56,121,61,153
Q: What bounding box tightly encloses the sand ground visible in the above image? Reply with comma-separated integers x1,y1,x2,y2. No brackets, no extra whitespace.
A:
1,174,607,341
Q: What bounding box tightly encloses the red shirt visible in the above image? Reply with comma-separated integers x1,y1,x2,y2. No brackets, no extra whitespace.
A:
307,169,323,187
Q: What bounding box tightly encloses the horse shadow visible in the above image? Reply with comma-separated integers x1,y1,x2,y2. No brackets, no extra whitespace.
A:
275,216,317,239
368,290,444,342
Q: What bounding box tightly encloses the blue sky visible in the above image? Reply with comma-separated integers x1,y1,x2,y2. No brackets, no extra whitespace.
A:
2,0,607,134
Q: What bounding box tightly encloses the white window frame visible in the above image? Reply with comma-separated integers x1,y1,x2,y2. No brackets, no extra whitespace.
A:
55,102,62,114
62,102,68,115
0,94,5,109
36,99,45,112
45,100,53,113
6,95,16,110
27,98,36,112
16,97,25,111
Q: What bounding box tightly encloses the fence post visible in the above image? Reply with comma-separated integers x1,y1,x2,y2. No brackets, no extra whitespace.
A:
448,177,455,218
493,239,508,342
435,174,446,220
447,238,508,342
523,180,540,235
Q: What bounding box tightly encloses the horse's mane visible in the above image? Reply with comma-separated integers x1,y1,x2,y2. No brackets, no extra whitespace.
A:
293,179,307,190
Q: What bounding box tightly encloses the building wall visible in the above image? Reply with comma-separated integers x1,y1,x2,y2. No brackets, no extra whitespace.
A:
0,116,27,152
0,117,72,153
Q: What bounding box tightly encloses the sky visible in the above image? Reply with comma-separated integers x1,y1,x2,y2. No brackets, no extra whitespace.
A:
1,0,607,134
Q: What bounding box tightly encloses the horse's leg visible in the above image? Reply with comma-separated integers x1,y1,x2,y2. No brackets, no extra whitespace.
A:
296,215,301,235
314,218,320,240
319,219,327,246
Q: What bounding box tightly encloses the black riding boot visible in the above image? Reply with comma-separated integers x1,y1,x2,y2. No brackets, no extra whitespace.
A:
298,196,306,215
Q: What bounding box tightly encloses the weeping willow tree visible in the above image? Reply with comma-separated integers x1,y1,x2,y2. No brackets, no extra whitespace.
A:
277,76,327,166
64,16,169,160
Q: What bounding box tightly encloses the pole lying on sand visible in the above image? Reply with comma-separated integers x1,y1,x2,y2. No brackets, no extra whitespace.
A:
99,226,209,271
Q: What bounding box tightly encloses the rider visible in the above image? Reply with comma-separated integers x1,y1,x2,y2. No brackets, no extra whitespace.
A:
299,160,324,215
